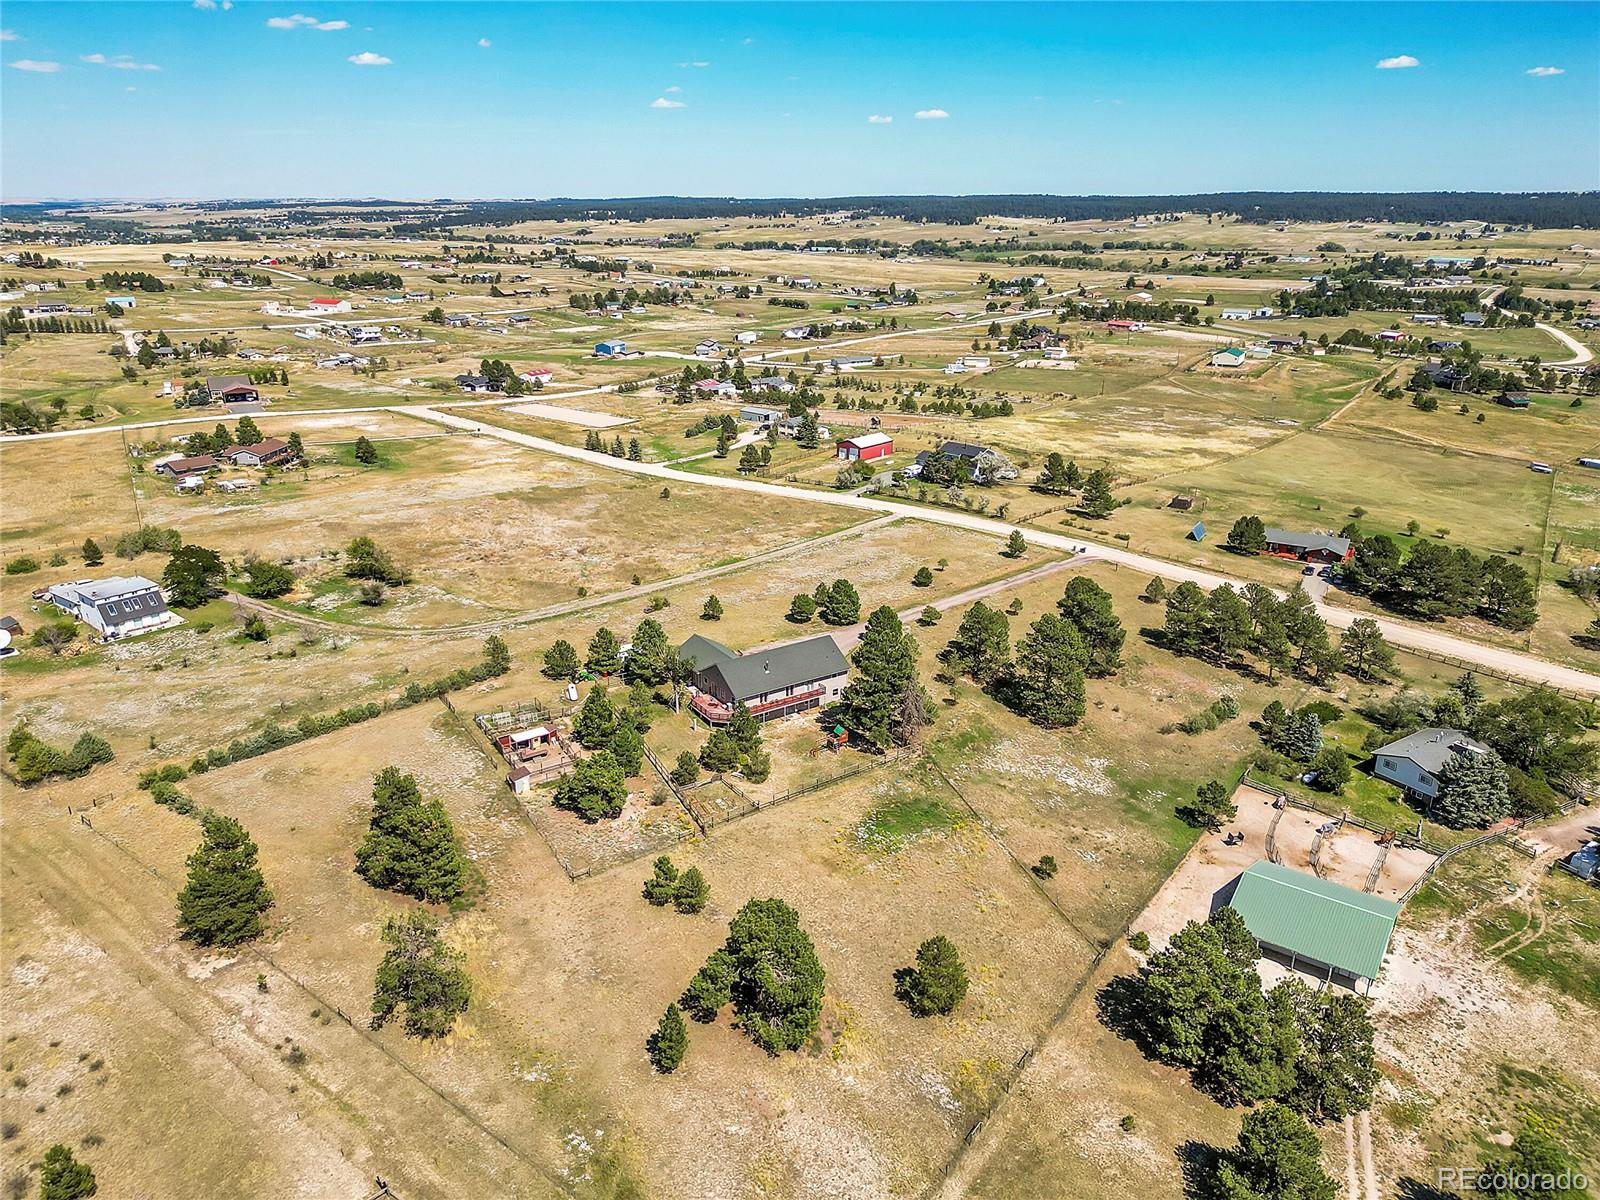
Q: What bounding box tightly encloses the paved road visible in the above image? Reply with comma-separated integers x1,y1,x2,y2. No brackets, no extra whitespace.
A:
406,405,1600,696
1537,321,1595,366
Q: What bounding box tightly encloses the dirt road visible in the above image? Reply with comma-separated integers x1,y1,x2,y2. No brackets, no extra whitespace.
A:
405,406,1600,697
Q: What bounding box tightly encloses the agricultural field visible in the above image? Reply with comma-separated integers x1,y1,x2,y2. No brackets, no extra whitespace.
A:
3,200,1599,1200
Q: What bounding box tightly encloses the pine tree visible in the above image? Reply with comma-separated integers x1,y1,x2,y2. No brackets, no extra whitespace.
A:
894,935,969,1016
1055,577,1125,677
912,566,934,587
787,593,817,623
607,721,644,777
370,910,471,1040
701,594,724,621
235,415,263,445
573,686,619,748
542,639,580,680
1011,613,1087,728
642,855,680,906
176,811,274,947
353,435,379,465
838,606,927,749
1213,1104,1338,1200
552,751,627,821
586,626,623,675
80,537,103,566
1080,468,1115,517
946,601,1010,682
354,767,471,904
39,1143,97,1200
1178,779,1237,830
673,866,710,914
1141,576,1167,604
623,618,671,684
1004,529,1028,558
647,1003,688,1072
820,578,861,625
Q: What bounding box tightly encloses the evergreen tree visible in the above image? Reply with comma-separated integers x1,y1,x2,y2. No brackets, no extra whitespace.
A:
1309,745,1352,794
839,606,927,749
680,949,735,1021
286,431,305,462
1141,576,1168,604
1477,1124,1589,1200
1449,671,1485,718
1056,577,1125,677
1338,618,1393,680
912,566,934,587
370,910,471,1040
1281,711,1324,764
573,686,619,748
1163,581,1210,656
39,1144,97,1200
1211,1103,1338,1200
1011,613,1088,728
623,618,672,684
542,639,580,680
737,443,763,473
787,593,817,623
945,601,1010,682
80,537,103,566
607,721,644,777
1277,980,1379,1123
1433,746,1512,828
643,855,680,906
1178,779,1238,830
1080,468,1115,517
1035,451,1076,495
552,751,627,821
586,626,623,675
670,750,700,786
647,1003,688,1073
700,728,742,773
354,767,471,904
176,811,274,947
1226,514,1268,553
353,435,379,465
820,578,861,625
701,594,724,621
235,415,263,445
673,866,710,914
725,898,826,1054
894,935,969,1016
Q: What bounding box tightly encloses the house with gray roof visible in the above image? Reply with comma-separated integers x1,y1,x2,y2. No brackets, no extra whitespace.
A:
45,576,180,641
1263,528,1353,563
678,633,849,725
1371,727,1491,800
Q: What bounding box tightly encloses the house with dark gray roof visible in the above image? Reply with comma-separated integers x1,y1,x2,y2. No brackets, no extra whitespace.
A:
1371,728,1491,800
45,576,180,640
1263,528,1353,563
678,633,849,725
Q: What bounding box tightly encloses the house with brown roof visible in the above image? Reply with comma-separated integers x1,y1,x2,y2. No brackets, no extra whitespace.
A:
222,437,294,468
154,454,218,478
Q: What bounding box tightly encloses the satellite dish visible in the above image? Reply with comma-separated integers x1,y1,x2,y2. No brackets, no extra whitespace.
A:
0,629,11,651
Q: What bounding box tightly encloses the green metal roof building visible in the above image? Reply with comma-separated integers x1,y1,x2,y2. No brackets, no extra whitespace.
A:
1228,860,1401,993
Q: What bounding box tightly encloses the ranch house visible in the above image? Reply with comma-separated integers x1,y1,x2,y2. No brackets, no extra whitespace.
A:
678,633,850,725
1262,528,1353,564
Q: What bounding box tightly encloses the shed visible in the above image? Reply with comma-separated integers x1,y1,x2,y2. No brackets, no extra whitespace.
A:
836,432,893,462
1228,860,1400,992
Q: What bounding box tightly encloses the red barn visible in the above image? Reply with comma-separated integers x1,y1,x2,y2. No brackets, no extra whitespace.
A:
835,432,893,462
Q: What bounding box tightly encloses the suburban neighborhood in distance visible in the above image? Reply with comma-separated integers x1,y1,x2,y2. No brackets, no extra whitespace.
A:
2,3,1599,1199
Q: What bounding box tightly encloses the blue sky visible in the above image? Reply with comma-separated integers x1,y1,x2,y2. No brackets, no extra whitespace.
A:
3,2,1596,200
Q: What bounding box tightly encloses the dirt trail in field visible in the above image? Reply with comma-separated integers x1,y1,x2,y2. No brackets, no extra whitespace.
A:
230,513,898,638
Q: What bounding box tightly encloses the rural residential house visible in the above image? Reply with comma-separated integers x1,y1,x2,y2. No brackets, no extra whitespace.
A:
750,374,795,393
154,454,218,478
911,441,1005,481
455,373,498,394
836,432,893,462
222,437,295,468
694,379,739,398
778,414,829,439
678,633,849,725
45,576,179,641
517,367,553,385
1262,528,1353,563
1371,728,1491,801
1210,347,1247,368
206,375,261,405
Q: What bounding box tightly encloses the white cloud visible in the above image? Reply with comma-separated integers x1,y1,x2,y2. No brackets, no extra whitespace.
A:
663,84,681,92
1376,54,1419,69
7,59,59,72
867,114,892,124
0,29,19,41
192,0,233,9
81,53,161,71
1525,65,1564,77
477,37,491,47
348,50,390,65
676,60,710,68
741,37,753,45
914,108,949,119
650,96,686,109
267,13,348,30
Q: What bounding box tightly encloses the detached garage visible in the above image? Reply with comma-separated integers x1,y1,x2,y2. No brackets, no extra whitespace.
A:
1227,860,1400,994
836,432,893,462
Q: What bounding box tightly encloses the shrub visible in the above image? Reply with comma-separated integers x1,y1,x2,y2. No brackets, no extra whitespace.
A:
894,935,969,1017
3,557,40,575
1128,931,1151,952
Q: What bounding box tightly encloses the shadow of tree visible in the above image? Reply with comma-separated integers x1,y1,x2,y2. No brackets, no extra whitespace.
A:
1176,1138,1223,1200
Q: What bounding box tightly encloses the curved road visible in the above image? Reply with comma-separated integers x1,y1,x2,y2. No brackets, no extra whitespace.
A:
407,404,1600,697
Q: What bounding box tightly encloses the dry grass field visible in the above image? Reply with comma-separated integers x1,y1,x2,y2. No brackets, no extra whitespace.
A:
4,208,1599,1200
